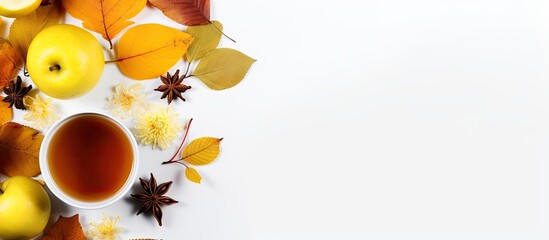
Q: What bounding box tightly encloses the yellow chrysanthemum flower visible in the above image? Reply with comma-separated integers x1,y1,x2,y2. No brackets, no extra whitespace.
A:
134,104,182,149
87,213,124,240
106,82,146,119
23,95,59,129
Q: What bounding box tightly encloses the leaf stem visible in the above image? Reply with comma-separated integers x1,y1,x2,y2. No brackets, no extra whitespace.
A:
210,21,236,43
183,61,192,78
174,161,189,168
98,0,113,49
162,118,193,164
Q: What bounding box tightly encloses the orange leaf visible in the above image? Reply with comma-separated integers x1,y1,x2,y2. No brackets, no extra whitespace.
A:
0,40,21,88
0,122,43,177
35,179,46,186
62,0,147,49
41,214,86,240
149,0,210,26
8,0,63,64
115,24,193,80
185,167,202,184
0,97,13,125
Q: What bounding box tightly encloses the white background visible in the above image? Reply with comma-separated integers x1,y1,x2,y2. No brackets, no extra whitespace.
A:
3,0,549,239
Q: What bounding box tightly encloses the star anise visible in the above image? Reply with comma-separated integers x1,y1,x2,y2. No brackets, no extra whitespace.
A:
131,173,178,226
3,76,32,110
154,69,191,104
40,0,52,6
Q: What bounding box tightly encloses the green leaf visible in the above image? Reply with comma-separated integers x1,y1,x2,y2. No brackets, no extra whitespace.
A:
193,48,256,90
185,21,223,62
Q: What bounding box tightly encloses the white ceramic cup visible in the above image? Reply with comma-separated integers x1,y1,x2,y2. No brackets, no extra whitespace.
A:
39,112,139,209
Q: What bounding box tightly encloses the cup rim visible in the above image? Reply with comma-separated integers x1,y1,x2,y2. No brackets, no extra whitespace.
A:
39,111,139,209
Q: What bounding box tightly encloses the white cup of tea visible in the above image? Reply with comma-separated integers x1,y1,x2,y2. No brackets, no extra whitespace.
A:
39,112,139,209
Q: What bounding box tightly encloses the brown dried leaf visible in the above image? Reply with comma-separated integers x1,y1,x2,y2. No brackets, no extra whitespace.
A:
149,0,210,26
0,122,43,177
0,39,21,88
8,0,63,64
41,214,86,240
0,97,13,125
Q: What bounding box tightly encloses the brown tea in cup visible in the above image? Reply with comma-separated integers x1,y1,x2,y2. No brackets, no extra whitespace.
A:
47,114,133,202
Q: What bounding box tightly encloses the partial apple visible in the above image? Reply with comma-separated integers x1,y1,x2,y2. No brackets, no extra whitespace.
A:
27,24,105,99
0,0,41,18
0,176,51,240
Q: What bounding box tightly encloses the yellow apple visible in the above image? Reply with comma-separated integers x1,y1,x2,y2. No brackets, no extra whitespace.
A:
27,24,105,99
0,0,41,18
0,176,51,239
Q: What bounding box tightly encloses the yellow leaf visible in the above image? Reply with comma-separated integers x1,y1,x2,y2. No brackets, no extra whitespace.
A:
185,21,223,62
0,97,13,125
0,39,21,88
115,24,193,80
8,0,63,64
193,48,256,90
0,122,43,177
35,179,46,186
185,167,202,184
62,0,147,49
182,137,222,166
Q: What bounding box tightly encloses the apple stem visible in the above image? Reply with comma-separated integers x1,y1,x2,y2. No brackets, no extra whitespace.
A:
0,188,3,194
49,64,61,72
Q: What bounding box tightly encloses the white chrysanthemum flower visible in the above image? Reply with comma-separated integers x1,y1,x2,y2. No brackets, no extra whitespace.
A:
134,104,182,149
87,213,124,240
23,95,59,129
106,82,147,119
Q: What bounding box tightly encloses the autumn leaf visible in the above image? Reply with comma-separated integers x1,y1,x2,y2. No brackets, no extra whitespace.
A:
35,179,46,186
193,48,256,90
62,0,147,49
182,137,222,165
149,0,210,26
0,39,21,88
114,24,193,80
185,167,202,184
41,214,86,240
0,122,43,177
185,21,222,62
8,0,63,64
0,97,13,125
